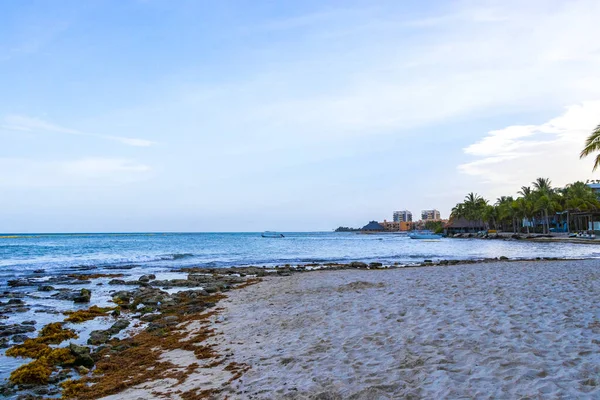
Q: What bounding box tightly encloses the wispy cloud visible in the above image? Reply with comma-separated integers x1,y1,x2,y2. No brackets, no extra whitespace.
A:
1,115,155,147
0,157,152,187
458,101,600,192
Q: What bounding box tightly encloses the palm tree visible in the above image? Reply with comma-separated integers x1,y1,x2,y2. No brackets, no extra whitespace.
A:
533,177,553,195
518,186,532,197
580,123,600,171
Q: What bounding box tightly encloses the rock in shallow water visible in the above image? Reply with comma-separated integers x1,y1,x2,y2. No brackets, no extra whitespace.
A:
73,289,91,303
69,343,94,368
0,324,36,337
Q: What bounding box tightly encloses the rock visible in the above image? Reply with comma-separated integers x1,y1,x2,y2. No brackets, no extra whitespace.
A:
8,299,24,305
73,288,91,303
52,289,80,301
162,316,178,326
21,320,36,325
348,262,368,269
108,319,130,335
33,269,45,274
88,330,111,345
0,324,36,337
424,259,433,263
38,285,55,292
499,256,509,260
108,279,126,285
369,262,383,268
78,366,90,375
7,279,32,288
0,338,10,348
11,334,30,343
69,343,95,368
138,274,156,282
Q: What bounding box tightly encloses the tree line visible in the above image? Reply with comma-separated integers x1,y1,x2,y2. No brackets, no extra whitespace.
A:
450,178,600,234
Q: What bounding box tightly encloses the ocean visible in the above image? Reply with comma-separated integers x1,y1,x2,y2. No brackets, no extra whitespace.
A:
2,232,599,281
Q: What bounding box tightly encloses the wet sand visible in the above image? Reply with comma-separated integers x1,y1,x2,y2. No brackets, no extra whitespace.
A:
132,259,600,399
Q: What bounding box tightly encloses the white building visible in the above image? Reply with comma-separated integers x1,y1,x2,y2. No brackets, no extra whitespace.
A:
393,210,412,222
421,209,441,221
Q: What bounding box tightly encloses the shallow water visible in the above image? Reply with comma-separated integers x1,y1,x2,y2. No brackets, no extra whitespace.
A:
1,232,599,279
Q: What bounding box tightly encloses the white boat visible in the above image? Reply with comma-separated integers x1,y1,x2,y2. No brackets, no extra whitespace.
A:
261,231,285,238
409,231,443,239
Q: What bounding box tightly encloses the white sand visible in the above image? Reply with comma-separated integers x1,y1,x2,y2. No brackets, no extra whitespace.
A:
109,260,600,399
215,260,600,399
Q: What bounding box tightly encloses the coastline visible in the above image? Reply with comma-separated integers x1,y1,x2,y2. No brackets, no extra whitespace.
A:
2,257,599,399
112,258,600,399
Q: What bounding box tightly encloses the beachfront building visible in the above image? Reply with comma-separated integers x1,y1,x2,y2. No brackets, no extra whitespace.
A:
361,221,385,232
445,217,486,235
421,209,441,221
380,220,413,231
586,181,600,198
393,210,412,223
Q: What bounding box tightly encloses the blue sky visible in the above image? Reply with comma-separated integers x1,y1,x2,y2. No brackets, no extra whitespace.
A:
1,0,600,232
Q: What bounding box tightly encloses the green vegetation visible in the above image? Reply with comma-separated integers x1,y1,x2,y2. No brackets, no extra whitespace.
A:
424,220,444,234
581,123,600,171
451,178,600,233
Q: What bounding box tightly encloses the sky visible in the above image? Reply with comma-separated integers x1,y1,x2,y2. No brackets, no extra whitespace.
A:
1,0,600,232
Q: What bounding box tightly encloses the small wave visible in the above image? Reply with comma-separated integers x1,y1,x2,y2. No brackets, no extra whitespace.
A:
159,253,195,260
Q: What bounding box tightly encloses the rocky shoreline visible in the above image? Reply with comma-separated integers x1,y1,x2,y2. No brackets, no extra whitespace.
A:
0,256,594,399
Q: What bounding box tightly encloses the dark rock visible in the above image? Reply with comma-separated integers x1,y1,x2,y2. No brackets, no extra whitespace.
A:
21,320,36,326
0,324,36,337
424,260,433,263
499,256,509,260
108,319,130,335
69,343,94,368
33,269,45,274
7,279,33,288
108,279,126,285
0,338,10,348
73,288,91,303
369,262,383,268
8,299,24,305
88,330,111,345
38,285,55,292
138,274,156,282
52,289,80,301
348,262,368,269
162,316,178,326
140,314,161,322
11,334,29,343
48,369,71,384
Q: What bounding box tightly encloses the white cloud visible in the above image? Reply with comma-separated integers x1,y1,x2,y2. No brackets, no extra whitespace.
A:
458,101,600,194
1,115,155,147
0,157,151,187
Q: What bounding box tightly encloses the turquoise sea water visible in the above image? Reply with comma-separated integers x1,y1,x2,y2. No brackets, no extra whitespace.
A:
1,232,600,281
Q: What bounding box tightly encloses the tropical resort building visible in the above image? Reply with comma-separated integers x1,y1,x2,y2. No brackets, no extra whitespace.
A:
445,217,486,235
421,209,441,221
393,210,412,223
380,220,413,231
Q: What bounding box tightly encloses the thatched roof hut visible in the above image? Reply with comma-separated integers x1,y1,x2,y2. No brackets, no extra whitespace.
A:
361,221,385,231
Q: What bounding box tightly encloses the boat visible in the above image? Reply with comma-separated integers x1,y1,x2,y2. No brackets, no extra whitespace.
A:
408,231,443,239
261,231,285,238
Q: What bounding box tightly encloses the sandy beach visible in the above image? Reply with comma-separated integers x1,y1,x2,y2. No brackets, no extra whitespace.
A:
105,259,600,399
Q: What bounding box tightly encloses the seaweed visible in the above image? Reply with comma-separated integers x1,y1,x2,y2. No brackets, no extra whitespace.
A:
5,340,51,359
63,305,116,323
9,359,53,385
